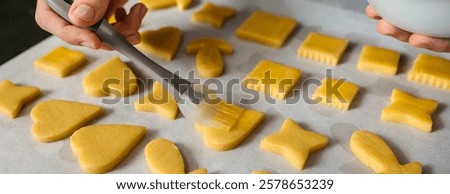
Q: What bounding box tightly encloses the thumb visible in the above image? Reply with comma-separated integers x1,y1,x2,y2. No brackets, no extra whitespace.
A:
69,0,110,27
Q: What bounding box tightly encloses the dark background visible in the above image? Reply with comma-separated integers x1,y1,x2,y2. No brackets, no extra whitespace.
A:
0,0,50,65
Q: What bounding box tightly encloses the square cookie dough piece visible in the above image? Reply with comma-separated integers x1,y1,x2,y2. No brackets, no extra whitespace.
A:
408,54,450,90
357,45,400,75
34,46,87,77
243,60,302,100
312,78,359,110
235,11,297,48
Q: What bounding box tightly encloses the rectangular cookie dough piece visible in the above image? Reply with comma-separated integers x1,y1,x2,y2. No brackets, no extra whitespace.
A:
297,32,349,66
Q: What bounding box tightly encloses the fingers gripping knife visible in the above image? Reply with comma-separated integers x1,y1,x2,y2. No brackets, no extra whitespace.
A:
46,0,243,130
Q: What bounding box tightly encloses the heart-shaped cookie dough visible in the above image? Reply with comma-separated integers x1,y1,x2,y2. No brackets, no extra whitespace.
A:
31,100,104,142
195,109,264,151
139,27,182,61
135,81,178,120
83,57,137,97
71,124,147,174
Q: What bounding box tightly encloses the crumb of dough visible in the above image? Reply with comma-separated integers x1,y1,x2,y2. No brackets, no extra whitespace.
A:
251,170,272,174
188,168,208,174
140,0,191,10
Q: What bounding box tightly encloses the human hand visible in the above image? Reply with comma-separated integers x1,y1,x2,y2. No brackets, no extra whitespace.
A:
36,0,147,50
365,5,450,52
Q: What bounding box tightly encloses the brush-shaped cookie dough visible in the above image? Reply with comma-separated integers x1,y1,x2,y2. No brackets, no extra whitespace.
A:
312,78,359,110
31,100,104,142
135,81,178,120
0,80,40,118
139,27,182,61
260,119,328,170
297,32,349,66
186,37,233,78
350,130,422,174
191,2,235,29
195,108,264,151
243,59,301,100
70,124,146,174
236,11,296,48
83,57,137,97
381,88,438,132
34,46,87,77
357,45,400,75
408,54,450,90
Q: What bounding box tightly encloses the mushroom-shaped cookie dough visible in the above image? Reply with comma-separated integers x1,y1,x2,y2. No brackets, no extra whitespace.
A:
186,37,233,78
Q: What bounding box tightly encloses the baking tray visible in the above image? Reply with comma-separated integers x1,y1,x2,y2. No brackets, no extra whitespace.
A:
1,0,449,174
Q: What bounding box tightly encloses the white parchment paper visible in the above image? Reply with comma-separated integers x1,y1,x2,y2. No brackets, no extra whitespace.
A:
0,0,449,174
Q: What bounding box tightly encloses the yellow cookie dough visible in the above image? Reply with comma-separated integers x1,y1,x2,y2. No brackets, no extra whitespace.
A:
83,57,137,97
70,124,146,174
408,54,450,90
31,100,104,142
0,80,40,118
236,11,297,48
297,32,349,66
186,37,233,78
140,0,191,10
195,108,264,151
135,81,178,120
139,27,182,61
312,78,359,110
260,119,328,170
357,45,400,75
243,59,302,100
192,2,236,29
188,168,208,174
145,138,185,174
34,46,87,77
381,88,438,132
350,130,422,174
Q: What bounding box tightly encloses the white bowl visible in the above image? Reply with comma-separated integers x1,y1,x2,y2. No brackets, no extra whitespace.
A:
368,0,450,38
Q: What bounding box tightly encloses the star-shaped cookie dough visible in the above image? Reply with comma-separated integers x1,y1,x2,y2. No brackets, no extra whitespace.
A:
260,119,328,170
0,80,40,118
191,2,236,29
